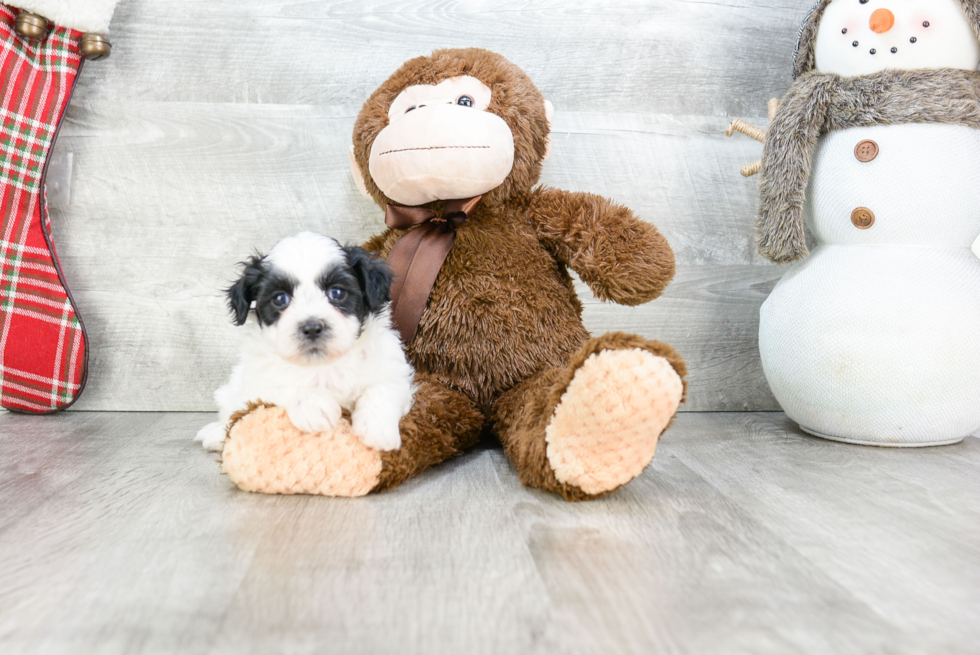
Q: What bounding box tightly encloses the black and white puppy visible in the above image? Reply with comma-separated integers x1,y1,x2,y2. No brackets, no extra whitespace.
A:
195,232,414,453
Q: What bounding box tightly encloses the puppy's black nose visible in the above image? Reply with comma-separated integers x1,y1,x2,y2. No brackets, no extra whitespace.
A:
301,319,326,340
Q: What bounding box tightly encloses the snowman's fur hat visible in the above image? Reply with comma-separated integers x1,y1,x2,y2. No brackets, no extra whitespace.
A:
757,68,980,263
793,0,980,78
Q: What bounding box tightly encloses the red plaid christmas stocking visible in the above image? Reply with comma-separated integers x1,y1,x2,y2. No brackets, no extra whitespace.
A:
0,3,110,412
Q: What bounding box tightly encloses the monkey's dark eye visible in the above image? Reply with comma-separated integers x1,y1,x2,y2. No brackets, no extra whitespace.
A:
406,106,417,114
272,292,290,309
327,288,347,302
456,95,474,107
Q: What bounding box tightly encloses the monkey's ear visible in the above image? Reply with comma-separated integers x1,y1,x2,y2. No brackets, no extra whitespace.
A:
349,145,372,199
542,100,555,162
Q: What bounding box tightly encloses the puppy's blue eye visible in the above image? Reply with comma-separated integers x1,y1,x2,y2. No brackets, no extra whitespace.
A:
272,292,290,308
328,288,347,302
456,95,474,107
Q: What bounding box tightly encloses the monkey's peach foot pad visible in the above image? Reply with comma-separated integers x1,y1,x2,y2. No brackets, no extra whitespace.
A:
223,406,382,496
545,349,683,496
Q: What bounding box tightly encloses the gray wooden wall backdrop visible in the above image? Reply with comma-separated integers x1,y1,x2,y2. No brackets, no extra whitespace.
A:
45,0,810,412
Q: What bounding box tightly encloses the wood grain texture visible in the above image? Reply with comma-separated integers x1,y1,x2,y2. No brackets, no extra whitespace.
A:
1,412,977,654
73,0,803,115
35,0,814,411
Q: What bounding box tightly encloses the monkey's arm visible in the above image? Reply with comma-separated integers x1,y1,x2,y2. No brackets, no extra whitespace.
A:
527,187,675,306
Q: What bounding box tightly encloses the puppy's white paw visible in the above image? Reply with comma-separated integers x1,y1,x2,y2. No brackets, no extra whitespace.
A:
196,422,227,452
352,412,402,451
287,395,342,434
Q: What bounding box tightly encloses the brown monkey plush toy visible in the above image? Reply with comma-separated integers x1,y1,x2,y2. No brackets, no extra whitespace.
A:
222,48,687,500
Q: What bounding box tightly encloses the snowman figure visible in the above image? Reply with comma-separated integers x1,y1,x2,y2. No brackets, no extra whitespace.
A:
731,0,980,446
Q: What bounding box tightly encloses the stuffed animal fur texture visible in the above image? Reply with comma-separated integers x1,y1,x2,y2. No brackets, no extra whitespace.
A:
223,49,688,500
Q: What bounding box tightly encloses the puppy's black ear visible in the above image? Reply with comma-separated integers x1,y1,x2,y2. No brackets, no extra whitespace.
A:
344,245,393,314
225,255,265,326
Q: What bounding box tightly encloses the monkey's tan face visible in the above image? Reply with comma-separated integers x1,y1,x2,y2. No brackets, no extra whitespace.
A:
368,76,515,206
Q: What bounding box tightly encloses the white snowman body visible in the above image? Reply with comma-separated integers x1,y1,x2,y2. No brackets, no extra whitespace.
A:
761,124,980,444
759,0,980,445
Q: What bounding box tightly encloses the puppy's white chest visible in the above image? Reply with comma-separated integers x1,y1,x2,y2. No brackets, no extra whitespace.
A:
308,359,368,407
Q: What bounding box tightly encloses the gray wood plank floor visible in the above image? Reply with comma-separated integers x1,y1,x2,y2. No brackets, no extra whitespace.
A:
1,412,977,655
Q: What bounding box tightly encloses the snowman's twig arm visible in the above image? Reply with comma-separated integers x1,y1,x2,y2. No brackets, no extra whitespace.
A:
726,98,780,177
740,159,762,178
526,187,675,306
727,119,766,143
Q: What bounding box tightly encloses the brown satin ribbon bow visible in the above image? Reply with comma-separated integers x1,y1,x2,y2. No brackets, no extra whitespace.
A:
384,196,482,343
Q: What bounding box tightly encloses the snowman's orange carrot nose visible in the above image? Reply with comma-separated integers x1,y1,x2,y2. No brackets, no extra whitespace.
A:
870,8,896,33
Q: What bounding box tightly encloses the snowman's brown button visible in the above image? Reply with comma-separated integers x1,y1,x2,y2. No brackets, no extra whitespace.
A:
851,207,875,229
855,140,879,162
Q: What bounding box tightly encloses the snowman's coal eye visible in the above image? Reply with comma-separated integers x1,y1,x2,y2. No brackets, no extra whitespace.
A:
923,21,930,27
870,48,877,54
842,28,848,34
860,0,869,4
891,47,898,53
910,36,918,43
853,40,860,47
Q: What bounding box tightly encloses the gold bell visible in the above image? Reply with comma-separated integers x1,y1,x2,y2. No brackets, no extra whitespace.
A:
14,11,49,41
79,33,111,61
